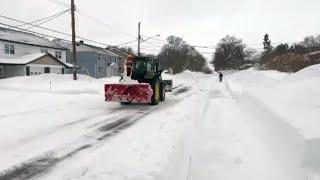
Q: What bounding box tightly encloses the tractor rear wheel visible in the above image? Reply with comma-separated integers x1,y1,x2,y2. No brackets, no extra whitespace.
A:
160,83,166,101
150,79,160,105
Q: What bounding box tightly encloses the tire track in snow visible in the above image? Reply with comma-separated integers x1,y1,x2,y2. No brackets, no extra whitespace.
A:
0,103,167,180
0,80,194,180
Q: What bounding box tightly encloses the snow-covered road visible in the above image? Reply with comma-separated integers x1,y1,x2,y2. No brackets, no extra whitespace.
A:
0,66,320,180
0,73,204,180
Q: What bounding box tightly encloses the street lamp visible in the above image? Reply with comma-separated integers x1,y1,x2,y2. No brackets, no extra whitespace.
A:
141,34,160,43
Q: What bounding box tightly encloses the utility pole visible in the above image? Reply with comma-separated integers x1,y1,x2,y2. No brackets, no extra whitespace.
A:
138,22,141,56
71,0,77,80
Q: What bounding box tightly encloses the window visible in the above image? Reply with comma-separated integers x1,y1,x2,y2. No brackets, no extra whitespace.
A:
135,61,146,74
4,44,9,54
9,45,14,54
98,55,102,60
98,67,103,73
44,67,50,73
55,51,62,59
41,49,48,54
146,60,153,71
4,44,14,55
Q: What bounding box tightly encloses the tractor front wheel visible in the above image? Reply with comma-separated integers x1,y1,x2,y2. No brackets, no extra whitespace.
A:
159,83,166,102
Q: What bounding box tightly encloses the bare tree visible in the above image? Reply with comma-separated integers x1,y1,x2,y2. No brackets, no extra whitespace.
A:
158,36,208,74
211,35,249,70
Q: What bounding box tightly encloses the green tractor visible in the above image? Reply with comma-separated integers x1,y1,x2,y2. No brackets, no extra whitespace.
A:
105,56,166,105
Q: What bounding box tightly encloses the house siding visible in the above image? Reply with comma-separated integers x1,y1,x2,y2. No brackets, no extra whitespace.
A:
67,51,119,79
67,52,97,78
0,40,68,63
4,65,26,78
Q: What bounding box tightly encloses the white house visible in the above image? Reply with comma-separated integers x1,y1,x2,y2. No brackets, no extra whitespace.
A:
0,53,71,77
0,27,71,78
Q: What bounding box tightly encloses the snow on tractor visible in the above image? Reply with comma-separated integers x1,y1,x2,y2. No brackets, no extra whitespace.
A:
105,56,166,105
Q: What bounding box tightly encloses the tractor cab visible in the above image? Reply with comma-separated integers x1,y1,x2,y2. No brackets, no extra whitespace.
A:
131,56,161,83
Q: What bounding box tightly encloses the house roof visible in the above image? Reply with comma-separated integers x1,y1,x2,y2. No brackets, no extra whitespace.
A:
86,44,120,57
67,43,120,57
106,47,130,57
0,53,72,68
0,27,68,50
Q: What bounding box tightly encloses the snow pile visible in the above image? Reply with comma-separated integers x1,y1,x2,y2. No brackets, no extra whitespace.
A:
0,74,121,94
228,64,320,138
227,68,288,88
249,65,319,139
288,64,320,80
226,64,320,179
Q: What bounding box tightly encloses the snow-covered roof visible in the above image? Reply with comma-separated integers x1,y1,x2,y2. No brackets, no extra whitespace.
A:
0,27,68,50
67,43,120,57
106,47,130,57
0,53,72,67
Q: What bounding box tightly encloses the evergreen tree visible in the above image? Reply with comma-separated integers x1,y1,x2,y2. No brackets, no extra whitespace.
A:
261,34,273,65
263,34,273,54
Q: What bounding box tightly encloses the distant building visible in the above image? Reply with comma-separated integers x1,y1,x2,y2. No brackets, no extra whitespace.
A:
66,41,120,78
0,27,71,79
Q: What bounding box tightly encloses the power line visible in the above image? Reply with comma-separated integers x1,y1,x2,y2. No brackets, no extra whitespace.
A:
116,39,138,47
17,9,70,29
0,14,111,47
47,0,70,8
0,22,71,42
76,10,137,38
0,14,71,36
0,22,113,50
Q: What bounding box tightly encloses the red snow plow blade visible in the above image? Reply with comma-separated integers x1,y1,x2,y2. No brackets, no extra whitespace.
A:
105,83,153,103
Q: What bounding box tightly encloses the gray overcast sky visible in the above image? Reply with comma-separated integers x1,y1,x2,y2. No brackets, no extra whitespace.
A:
1,0,320,58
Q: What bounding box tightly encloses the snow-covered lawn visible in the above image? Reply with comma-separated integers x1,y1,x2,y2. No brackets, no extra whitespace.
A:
0,65,319,180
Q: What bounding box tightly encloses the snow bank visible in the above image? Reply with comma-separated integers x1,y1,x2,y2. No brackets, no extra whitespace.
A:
288,64,320,80
227,65,320,138
0,74,120,94
227,64,320,179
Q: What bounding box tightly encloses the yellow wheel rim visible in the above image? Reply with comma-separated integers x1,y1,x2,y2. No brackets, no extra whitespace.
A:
155,83,160,101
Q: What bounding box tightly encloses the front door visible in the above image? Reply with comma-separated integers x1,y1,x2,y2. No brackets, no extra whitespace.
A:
26,66,30,76
0,65,4,78
44,67,50,74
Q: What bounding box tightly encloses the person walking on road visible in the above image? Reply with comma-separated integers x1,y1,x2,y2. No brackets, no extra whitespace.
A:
219,72,223,82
